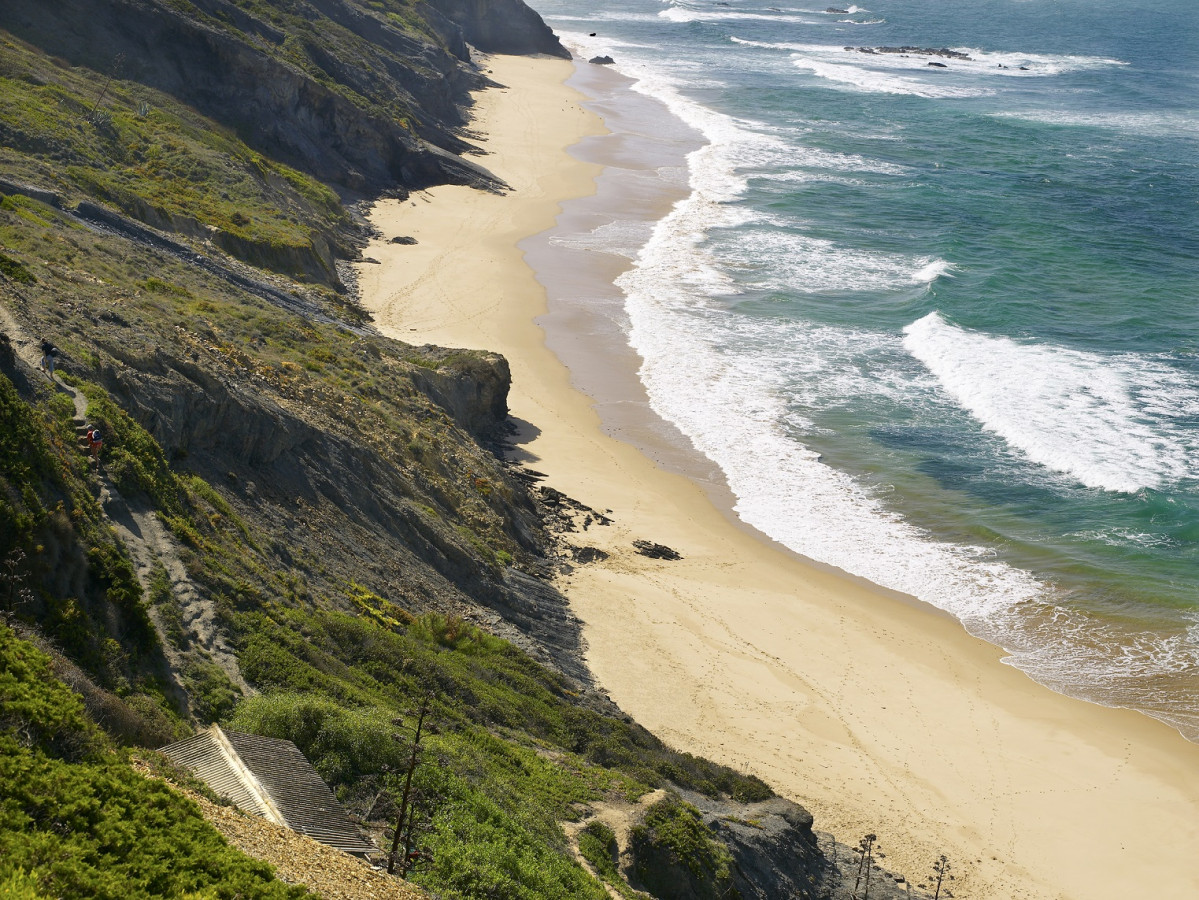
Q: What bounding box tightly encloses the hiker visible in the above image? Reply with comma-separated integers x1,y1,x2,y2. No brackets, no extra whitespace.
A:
39,339,58,377
87,426,102,462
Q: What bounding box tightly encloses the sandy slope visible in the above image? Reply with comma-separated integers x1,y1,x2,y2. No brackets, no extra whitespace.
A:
355,53,1199,899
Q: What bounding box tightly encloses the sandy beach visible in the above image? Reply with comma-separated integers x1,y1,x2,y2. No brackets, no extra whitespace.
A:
355,53,1199,900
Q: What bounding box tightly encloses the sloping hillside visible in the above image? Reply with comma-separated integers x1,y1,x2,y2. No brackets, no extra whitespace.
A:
0,2,928,898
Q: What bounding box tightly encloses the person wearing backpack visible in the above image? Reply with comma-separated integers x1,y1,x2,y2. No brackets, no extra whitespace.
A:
39,339,58,377
87,426,102,462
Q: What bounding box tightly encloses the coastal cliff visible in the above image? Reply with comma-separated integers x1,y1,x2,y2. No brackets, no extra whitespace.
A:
0,2,932,898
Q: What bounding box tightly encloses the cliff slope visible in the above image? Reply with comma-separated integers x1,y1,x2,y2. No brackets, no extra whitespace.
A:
0,2,937,898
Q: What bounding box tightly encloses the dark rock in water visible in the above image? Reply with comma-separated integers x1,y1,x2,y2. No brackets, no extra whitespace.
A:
826,7,850,13
390,235,418,245
589,32,597,36
846,45,973,61
588,55,615,65
633,540,682,560
927,61,947,67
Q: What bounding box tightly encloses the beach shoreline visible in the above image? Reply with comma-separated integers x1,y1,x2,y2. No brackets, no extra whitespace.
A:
355,52,1199,900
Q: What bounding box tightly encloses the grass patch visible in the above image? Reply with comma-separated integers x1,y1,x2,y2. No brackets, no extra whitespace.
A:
0,251,36,283
0,36,350,281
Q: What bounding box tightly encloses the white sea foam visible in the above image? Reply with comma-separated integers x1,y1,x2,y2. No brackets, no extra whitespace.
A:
737,40,1127,76
791,56,995,98
594,52,1050,630
762,143,910,176
911,258,954,282
902,312,1199,493
990,109,1199,138
957,47,1128,75
729,37,1129,98
562,25,1047,625
556,15,1199,737
549,219,658,260
719,228,951,292
657,0,821,25
622,256,1049,625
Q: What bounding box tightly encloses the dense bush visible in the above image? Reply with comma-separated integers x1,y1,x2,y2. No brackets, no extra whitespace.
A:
579,820,638,897
629,795,736,900
0,739,313,900
0,621,96,758
0,623,314,898
230,694,408,787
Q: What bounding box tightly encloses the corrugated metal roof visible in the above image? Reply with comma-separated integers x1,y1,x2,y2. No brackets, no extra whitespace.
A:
162,725,378,857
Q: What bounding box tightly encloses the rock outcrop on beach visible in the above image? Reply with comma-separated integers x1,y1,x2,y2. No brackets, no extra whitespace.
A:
0,2,934,898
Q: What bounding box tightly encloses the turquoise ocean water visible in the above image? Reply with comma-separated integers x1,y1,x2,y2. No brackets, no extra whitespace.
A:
530,0,1199,738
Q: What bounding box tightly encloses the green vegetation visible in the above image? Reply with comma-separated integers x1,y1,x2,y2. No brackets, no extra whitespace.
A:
0,368,154,681
227,609,768,899
0,621,315,899
0,250,36,283
578,820,639,898
0,38,348,283
201,0,448,94
630,795,738,900
0,363,248,723
0,6,786,898
3,318,764,899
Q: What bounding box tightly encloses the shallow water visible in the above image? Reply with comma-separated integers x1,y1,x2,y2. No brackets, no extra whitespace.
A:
529,0,1199,738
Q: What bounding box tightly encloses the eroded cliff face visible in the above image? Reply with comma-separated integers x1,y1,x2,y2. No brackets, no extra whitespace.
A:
429,0,571,58
0,0,572,292
0,0,589,684
0,0,497,195
81,319,590,682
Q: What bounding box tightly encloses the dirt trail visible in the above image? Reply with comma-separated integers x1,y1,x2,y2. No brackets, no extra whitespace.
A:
0,299,249,713
561,788,665,899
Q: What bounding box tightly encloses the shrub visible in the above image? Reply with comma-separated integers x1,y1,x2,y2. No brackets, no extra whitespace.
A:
0,621,95,757
0,252,36,284
0,739,315,899
579,820,626,889
629,794,736,900
228,693,407,788
0,624,313,897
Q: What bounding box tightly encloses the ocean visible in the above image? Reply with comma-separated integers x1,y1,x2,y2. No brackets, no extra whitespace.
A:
526,0,1199,739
